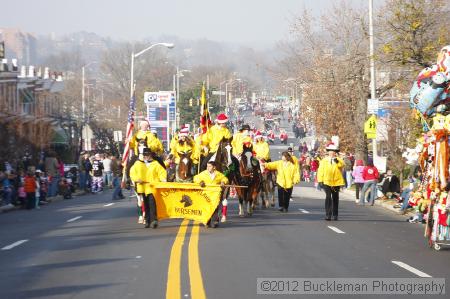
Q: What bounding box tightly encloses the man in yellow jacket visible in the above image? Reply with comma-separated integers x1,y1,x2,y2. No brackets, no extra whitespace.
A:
254,131,270,161
232,124,251,157
170,128,200,176
129,120,164,159
194,161,229,227
201,113,232,170
263,152,300,212
317,138,345,221
129,148,150,225
144,150,167,228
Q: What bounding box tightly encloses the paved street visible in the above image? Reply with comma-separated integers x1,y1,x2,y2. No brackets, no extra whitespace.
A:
0,114,449,299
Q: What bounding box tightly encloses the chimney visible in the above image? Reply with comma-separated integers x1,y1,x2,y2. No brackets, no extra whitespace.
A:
11,59,18,71
19,65,26,77
44,67,49,79
1,59,8,72
27,65,35,78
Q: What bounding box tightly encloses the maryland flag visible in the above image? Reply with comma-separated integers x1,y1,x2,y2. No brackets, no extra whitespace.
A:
199,83,211,134
153,182,222,225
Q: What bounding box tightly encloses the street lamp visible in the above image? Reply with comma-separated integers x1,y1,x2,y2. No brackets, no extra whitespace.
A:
129,42,175,98
175,67,191,129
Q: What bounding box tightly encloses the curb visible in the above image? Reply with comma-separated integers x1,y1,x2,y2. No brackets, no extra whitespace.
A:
342,188,414,217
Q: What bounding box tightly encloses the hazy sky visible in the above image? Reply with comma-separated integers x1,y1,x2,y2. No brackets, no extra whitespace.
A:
0,0,365,45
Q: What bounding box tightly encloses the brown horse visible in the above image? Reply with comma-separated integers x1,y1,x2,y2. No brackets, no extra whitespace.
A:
176,151,194,182
237,145,261,216
259,166,276,208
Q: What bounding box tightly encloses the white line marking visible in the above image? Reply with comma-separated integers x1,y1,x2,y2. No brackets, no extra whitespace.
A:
67,216,83,223
298,209,310,214
104,203,115,207
2,240,28,250
136,256,142,259
327,226,346,234
391,261,432,277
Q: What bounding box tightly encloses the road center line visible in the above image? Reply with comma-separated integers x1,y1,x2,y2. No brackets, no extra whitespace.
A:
166,219,190,299
298,209,310,214
391,261,432,277
104,203,115,207
327,226,346,234
2,239,29,250
67,216,83,223
189,222,206,299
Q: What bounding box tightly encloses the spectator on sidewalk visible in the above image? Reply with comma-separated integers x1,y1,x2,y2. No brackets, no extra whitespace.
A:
45,151,59,197
380,169,401,199
91,153,104,193
317,139,345,221
102,154,113,188
35,170,42,209
343,153,353,189
24,171,36,210
352,159,365,203
360,161,379,206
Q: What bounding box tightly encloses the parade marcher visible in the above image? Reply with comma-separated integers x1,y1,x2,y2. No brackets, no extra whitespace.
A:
130,148,149,225
194,161,228,227
129,120,165,167
91,153,104,193
279,129,288,144
144,150,167,228
201,113,232,170
263,151,300,213
170,127,200,176
232,124,251,158
254,131,270,162
317,137,345,221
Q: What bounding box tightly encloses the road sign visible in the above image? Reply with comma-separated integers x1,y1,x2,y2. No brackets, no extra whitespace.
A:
113,130,122,142
367,98,379,115
364,115,377,139
212,91,226,96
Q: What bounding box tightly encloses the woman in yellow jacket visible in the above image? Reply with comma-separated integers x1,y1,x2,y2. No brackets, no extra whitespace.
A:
129,148,150,225
144,150,167,228
263,152,300,212
317,140,345,221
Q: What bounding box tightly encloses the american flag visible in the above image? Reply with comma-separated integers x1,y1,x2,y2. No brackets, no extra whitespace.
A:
199,83,211,134
121,93,136,166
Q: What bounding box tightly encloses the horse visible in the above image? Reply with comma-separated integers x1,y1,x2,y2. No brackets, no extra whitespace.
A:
237,145,261,216
176,150,194,182
258,161,276,208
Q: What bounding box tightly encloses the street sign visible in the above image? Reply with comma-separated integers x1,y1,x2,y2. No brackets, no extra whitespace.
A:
113,130,123,142
364,115,377,139
367,98,379,115
144,92,159,104
212,91,225,96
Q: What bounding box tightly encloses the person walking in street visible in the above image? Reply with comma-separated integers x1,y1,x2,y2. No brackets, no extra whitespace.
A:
343,153,353,189
111,155,124,200
317,137,345,221
263,151,300,213
359,160,379,206
352,159,365,203
144,150,167,229
130,149,149,225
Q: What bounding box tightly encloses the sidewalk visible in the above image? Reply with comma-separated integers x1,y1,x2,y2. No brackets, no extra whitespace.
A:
292,184,414,217
0,189,86,214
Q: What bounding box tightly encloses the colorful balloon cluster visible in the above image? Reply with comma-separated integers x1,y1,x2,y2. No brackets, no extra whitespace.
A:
410,45,450,128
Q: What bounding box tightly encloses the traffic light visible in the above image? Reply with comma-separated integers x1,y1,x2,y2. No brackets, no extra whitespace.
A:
189,98,193,106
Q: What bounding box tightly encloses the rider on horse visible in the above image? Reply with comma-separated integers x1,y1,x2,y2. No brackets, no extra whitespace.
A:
129,120,165,167
200,113,232,170
254,131,270,162
232,124,252,158
170,127,200,181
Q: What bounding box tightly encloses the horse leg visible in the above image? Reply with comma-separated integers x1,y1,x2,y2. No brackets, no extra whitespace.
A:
238,194,244,217
221,187,229,223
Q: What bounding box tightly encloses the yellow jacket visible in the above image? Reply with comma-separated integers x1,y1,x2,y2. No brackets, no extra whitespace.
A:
129,160,149,194
265,160,299,189
292,155,300,174
146,160,167,194
254,140,270,160
232,132,251,156
317,157,345,187
194,170,229,185
170,139,200,164
204,125,232,153
129,130,164,156
170,134,178,152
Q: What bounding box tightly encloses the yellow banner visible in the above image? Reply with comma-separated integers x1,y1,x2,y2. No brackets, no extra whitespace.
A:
153,182,222,225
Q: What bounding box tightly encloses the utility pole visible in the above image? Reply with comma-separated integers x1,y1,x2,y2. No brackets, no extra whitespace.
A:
369,0,377,158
